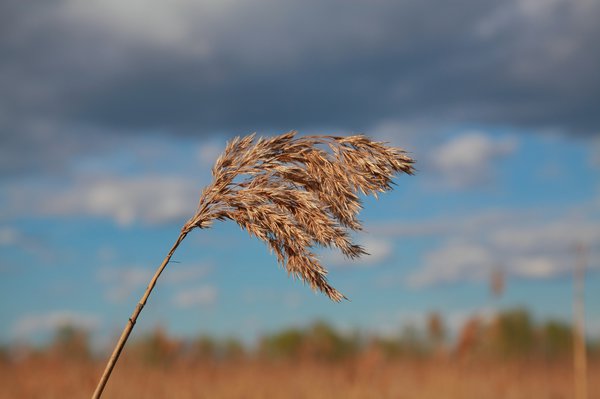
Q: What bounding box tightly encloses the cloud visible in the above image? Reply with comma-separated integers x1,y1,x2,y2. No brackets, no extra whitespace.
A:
408,240,494,288
0,225,56,261
2,0,599,177
430,132,517,188
490,219,600,254
322,236,394,267
165,264,213,283
0,226,19,246
4,174,199,226
591,137,600,168
197,141,225,166
371,207,526,238
172,285,217,308
407,209,600,287
97,266,153,302
12,311,100,337
98,263,212,303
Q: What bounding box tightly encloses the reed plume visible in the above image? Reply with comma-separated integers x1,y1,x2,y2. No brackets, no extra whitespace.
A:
185,131,414,299
92,131,414,398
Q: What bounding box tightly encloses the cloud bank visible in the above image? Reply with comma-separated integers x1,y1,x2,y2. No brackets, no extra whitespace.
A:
2,0,599,176
407,209,600,287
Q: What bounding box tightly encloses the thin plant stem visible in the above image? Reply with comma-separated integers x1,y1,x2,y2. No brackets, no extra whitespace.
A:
92,229,189,399
573,243,588,399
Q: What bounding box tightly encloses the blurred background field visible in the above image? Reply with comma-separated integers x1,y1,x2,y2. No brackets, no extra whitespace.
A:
2,309,599,398
5,357,598,399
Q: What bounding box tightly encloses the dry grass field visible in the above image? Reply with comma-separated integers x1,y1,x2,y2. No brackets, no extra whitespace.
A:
3,310,597,398
1,358,598,399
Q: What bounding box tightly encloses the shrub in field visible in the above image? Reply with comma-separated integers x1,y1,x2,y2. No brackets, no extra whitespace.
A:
304,321,360,361
426,312,446,354
489,308,535,358
129,327,182,366
259,321,360,361
191,335,219,361
259,328,305,360
50,325,91,361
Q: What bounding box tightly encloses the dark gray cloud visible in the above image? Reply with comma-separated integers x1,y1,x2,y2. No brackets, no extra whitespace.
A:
2,0,599,176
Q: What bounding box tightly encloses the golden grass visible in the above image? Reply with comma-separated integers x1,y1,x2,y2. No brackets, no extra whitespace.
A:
4,358,599,399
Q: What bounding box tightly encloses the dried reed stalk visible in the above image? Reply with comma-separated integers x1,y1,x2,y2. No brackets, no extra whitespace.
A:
573,243,588,399
92,131,414,398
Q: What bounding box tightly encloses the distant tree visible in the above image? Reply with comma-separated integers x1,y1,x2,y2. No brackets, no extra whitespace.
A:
426,312,446,354
539,320,573,358
259,321,359,361
398,323,427,357
489,309,535,358
367,336,402,360
259,328,305,360
588,336,600,358
192,335,218,361
131,327,181,366
221,337,245,361
0,344,8,363
304,321,359,361
50,324,91,361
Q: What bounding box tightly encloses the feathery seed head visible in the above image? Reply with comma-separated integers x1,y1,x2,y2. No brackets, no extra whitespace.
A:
184,131,414,301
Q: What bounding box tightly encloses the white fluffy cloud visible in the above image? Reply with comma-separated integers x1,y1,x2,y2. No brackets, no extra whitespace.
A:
6,175,200,226
590,137,600,168
321,236,394,268
407,209,600,287
172,285,217,308
196,141,225,166
98,263,212,303
430,132,517,188
12,311,100,337
409,240,494,287
61,0,212,50
0,226,19,246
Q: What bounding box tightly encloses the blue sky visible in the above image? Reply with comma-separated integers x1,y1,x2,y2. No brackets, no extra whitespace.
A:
1,0,599,348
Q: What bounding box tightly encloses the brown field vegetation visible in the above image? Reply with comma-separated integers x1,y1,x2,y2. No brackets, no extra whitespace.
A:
2,309,598,398
2,357,599,399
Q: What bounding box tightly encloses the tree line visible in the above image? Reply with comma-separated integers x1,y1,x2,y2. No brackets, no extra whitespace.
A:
3,308,598,364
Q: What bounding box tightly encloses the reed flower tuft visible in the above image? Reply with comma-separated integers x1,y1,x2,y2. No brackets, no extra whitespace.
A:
183,131,415,301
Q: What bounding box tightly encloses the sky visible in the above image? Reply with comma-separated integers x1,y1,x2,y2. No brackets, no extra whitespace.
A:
1,0,599,348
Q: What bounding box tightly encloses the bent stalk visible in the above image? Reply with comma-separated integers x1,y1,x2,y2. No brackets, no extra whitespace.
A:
92,229,189,399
